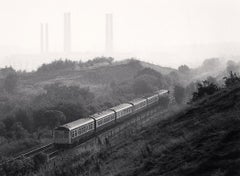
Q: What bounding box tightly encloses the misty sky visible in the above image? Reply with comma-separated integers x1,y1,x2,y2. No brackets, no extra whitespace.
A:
1,0,240,69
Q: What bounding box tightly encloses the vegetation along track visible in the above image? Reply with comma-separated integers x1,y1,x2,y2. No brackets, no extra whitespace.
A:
0,143,55,166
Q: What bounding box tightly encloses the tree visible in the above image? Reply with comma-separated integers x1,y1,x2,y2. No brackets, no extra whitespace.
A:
32,152,48,170
192,80,219,102
174,85,185,104
133,78,154,96
15,108,33,132
158,96,170,108
206,76,217,85
0,121,6,136
10,122,29,139
4,73,18,93
178,65,190,74
223,71,240,88
43,110,66,129
202,58,221,71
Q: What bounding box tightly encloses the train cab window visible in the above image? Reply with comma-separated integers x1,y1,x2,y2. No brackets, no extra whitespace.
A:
74,130,77,137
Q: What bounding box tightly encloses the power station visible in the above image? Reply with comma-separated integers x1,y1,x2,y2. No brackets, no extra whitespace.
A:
105,13,113,55
64,12,71,53
40,13,113,56
40,23,49,53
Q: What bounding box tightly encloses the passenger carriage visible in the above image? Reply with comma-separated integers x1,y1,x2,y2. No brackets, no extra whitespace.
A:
146,93,159,105
54,118,94,146
53,90,169,146
128,98,147,112
90,110,116,131
110,103,133,121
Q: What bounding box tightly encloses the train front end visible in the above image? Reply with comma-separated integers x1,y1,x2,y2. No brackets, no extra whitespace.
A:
53,127,71,147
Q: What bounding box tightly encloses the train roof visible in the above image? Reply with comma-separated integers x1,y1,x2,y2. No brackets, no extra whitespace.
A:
128,98,146,105
156,89,169,95
56,118,94,131
110,103,133,112
90,109,114,121
147,93,159,98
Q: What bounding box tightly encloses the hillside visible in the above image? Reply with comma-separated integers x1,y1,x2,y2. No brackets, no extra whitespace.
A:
48,86,240,176
140,61,176,75
16,59,174,97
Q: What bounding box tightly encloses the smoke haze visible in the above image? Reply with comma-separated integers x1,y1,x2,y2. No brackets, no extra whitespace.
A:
1,0,240,70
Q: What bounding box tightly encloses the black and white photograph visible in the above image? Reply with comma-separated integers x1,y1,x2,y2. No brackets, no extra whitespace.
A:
0,0,240,175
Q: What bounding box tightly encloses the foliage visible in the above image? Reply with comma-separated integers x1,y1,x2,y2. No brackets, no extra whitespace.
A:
3,72,18,93
133,77,154,96
192,80,219,102
1,157,34,176
223,71,240,88
158,96,170,108
201,58,221,71
10,122,29,139
32,152,48,170
36,57,114,73
38,110,66,129
37,59,76,73
178,65,190,74
174,85,185,104
84,56,114,66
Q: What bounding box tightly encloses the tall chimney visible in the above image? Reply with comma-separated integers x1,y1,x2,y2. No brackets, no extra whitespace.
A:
105,13,113,55
40,23,44,53
64,12,71,53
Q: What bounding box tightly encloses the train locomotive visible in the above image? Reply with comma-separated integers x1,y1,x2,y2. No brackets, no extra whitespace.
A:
54,90,169,146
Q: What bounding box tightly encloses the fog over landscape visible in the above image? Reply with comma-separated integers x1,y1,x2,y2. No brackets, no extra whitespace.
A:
2,1,240,176
1,0,240,70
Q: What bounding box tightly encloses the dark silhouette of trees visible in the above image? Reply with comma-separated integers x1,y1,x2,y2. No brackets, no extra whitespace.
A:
1,158,34,176
192,80,219,102
201,58,221,71
15,108,33,132
174,85,185,104
43,110,66,129
0,121,6,136
4,73,18,93
223,71,240,88
10,122,29,139
158,96,170,108
178,65,190,74
133,78,154,96
32,152,48,170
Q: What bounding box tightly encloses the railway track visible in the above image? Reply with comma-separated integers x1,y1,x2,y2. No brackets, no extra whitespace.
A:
0,143,55,167
1,100,169,168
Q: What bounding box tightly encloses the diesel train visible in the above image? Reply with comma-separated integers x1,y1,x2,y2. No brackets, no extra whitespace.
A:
53,90,169,146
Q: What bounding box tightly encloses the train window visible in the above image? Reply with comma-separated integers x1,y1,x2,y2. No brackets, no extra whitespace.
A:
64,131,68,138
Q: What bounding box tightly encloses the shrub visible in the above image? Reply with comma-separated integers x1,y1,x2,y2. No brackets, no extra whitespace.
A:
192,80,219,102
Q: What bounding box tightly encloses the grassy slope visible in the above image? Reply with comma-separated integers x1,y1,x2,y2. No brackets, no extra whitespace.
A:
18,60,174,96
140,61,176,75
77,87,240,176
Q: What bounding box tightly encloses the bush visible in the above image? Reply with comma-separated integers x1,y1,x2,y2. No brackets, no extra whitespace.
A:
33,152,48,169
223,71,240,88
4,72,18,93
192,80,219,102
174,85,185,104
